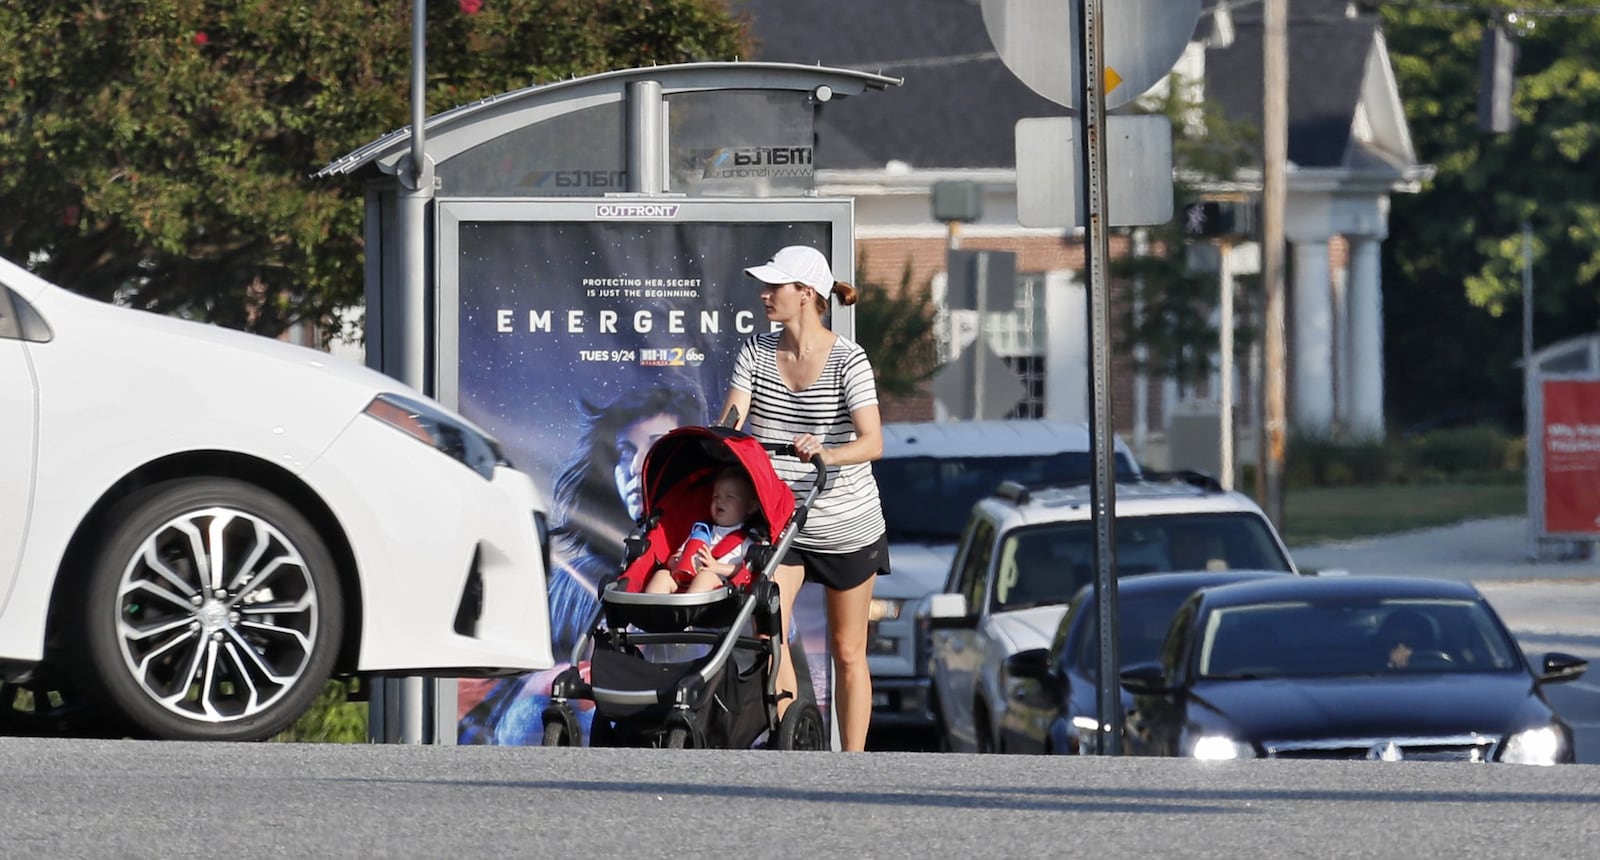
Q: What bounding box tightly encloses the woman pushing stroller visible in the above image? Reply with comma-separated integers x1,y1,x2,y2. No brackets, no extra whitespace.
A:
540,243,887,752
718,244,890,753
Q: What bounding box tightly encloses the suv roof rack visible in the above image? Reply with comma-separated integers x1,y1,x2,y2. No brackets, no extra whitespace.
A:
1139,469,1224,493
994,469,1225,507
994,479,1035,505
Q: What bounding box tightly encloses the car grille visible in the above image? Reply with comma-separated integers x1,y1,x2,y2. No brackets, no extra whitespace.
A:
1264,735,1497,762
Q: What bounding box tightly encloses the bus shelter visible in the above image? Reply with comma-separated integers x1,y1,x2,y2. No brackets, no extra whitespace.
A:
318,62,902,745
1526,333,1600,560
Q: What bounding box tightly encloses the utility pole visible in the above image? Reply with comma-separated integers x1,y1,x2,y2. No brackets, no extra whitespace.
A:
1259,0,1289,525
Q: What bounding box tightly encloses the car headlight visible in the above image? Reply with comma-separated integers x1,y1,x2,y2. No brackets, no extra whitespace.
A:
1500,726,1563,766
363,393,509,480
1072,715,1103,755
868,598,904,622
1191,734,1258,761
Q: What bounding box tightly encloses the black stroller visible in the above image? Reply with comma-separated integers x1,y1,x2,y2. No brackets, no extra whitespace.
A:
540,424,829,750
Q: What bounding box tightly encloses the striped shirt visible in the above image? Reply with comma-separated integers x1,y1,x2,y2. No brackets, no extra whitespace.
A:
731,332,886,553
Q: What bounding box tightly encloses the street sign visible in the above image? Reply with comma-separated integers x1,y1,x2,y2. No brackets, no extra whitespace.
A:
946,249,1017,311
1015,114,1173,229
980,0,1203,111
931,339,1028,421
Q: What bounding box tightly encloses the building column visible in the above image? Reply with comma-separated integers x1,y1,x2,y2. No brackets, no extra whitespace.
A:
1347,235,1385,436
1292,238,1335,432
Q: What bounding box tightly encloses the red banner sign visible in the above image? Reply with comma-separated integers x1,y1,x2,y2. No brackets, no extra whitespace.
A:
1542,379,1600,534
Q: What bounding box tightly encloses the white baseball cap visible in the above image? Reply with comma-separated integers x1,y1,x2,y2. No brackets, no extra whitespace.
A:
744,245,835,297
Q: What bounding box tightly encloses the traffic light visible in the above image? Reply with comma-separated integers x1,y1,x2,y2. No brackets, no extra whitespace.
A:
1182,200,1256,239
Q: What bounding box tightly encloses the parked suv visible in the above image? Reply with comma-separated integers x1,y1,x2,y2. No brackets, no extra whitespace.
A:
924,472,1298,753
867,420,1140,741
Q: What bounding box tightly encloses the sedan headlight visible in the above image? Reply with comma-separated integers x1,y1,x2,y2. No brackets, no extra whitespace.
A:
364,393,509,480
1191,735,1258,761
1500,726,1563,766
1072,715,1103,755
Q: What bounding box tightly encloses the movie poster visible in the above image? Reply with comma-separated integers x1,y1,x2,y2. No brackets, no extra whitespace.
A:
448,213,838,745
1542,378,1600,535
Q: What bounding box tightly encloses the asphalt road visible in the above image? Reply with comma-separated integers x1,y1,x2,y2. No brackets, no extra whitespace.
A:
2,738,1598,859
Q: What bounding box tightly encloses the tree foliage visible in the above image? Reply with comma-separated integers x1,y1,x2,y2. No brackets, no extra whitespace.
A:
851,255,940,401
1379,4,1600,428
0,0,748,336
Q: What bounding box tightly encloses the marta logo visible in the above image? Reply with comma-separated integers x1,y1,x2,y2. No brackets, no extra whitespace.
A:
595,203,680,219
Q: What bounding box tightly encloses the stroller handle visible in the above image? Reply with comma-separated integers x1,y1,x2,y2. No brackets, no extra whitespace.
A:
762,442,829,497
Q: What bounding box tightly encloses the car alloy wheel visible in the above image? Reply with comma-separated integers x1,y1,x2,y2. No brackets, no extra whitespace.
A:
81,478,343,741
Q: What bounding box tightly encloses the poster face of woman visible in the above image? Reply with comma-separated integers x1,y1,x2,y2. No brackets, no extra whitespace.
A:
449,217,835,745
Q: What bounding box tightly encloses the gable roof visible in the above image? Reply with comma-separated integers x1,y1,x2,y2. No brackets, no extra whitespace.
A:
736,0,1412,173
732,0,1066,170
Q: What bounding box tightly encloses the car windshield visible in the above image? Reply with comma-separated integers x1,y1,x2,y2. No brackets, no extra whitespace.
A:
876,452,1137,543
991,513,1293,611
1074,591,1195,674
1197,598,1523,679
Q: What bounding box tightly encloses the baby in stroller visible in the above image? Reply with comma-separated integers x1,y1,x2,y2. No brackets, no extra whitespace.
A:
643,466,760,595
540,424,829,750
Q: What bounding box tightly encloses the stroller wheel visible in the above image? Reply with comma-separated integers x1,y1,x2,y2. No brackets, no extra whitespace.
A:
541,720,575,747
775,702,827,751
662,726,692,749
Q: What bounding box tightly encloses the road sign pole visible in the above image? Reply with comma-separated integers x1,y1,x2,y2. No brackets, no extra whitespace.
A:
1078,0,1122,757
975,252,989,420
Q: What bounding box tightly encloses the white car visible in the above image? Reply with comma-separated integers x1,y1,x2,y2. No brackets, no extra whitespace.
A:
0,255,553,741
925,472,1298,753
867,420,1139,739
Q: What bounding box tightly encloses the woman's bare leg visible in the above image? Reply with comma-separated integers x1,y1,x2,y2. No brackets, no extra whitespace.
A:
826,573,877,752
769,562,805,720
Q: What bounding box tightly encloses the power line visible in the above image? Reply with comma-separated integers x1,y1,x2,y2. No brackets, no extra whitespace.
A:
1362,0,1600,15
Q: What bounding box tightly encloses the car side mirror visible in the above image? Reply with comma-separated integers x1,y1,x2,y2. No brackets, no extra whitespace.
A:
926,592,975,630
1538,652,1588,684
1119,662,1171,695
1004,648,1054,683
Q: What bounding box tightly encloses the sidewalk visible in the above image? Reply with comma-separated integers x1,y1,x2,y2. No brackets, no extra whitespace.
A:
1290,516,1600,583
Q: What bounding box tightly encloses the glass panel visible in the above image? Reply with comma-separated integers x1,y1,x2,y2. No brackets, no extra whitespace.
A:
667,90,815,197
437,102,627,197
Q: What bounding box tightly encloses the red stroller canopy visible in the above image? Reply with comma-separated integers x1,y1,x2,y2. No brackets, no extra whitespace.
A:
638,425,795,533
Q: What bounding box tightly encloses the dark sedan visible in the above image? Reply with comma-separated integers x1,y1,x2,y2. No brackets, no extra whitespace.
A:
1118,576,1588,764
1002,571,1287,754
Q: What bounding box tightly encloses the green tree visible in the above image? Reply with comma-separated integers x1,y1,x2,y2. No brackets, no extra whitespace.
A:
0,0,748,337
1379,4,1600,429
852,255,940,401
